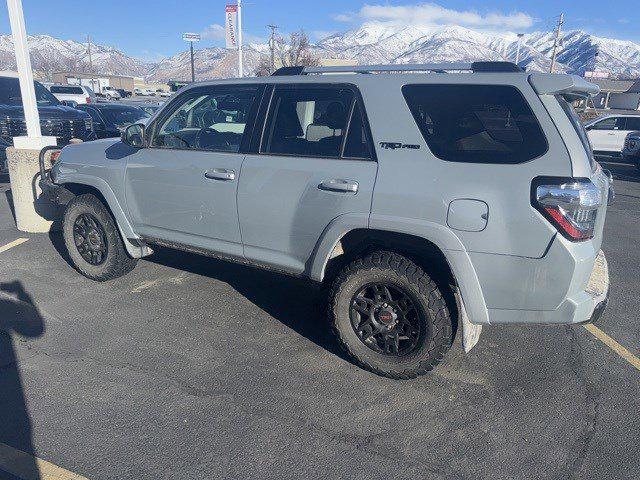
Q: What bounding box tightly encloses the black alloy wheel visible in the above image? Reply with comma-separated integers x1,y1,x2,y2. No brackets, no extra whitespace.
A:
350,282,422,356
73,213,108,266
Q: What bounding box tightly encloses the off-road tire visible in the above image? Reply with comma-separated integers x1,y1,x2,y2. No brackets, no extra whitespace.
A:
62,194,137,281
329,251,453,379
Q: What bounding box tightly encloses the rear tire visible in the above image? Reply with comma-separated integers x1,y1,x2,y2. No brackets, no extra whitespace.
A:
329,251,453,379
62,194,137,281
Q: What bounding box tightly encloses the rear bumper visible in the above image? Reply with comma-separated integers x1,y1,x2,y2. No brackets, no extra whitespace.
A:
487,250,610,325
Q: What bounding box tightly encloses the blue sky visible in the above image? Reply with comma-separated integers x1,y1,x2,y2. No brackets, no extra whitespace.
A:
1,1,639,61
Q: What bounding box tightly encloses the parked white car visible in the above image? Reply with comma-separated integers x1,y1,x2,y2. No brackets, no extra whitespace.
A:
158,90,172,98
142,89,156,96
102,86,121,100
48,84,96,105
585,114,640,155
134,87,143,96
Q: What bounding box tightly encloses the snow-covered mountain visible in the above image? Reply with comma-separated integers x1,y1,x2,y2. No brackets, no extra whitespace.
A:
314,23,640,77
145,44,264,81
1,25,639,81
0,34,151,77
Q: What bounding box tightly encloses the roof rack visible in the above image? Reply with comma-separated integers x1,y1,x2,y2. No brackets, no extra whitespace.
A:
271,61,523,76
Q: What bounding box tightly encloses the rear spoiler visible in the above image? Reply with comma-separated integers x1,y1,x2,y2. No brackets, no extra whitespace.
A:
528,73,600,99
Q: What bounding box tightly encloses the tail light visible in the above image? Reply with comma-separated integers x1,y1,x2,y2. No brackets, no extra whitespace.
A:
532,177,603,241
50,150,61,164
86,97,91,104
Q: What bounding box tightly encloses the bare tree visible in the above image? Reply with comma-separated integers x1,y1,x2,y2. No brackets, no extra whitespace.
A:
255,29,319,76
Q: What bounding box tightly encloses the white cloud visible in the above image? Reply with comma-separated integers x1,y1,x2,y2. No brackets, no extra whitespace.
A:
348,3,535,30
333,13,356,23
201,23,226,41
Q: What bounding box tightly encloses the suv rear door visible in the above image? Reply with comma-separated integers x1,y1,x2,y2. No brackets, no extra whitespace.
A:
124,84,263,257
238,83,377,274
587,116,627,152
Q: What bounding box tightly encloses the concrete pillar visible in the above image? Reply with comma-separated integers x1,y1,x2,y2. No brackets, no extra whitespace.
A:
6,147,62,233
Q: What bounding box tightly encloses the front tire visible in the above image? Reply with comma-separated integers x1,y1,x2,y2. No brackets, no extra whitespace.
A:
62,194,137,281
329,251,453,379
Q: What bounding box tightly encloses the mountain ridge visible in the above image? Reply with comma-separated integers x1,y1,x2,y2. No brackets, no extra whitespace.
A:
0,25,639,82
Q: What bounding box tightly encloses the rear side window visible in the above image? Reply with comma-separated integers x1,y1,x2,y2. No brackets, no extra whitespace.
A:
556,95,595,169
625,117,640,131
402,84,548,164
50,86,84,95
261,85,371,159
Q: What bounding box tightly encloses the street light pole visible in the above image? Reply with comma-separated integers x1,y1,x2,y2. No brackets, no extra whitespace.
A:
190,41,195,82
237,0,243,77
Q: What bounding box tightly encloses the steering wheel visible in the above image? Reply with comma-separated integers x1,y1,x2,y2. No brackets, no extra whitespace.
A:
195,127,230,149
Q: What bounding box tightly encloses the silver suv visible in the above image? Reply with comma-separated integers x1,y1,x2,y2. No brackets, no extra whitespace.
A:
42,62,612,378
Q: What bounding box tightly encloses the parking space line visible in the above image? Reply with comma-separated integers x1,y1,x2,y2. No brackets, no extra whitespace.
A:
0,237,29,253
584,324,640,372
0,442,88,480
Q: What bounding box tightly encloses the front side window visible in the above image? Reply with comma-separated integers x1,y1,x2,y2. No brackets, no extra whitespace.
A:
151,86,259,152
590,117,624,131
261,86,356,158
402,84,547,164
100,107,149,128
0,78,59,107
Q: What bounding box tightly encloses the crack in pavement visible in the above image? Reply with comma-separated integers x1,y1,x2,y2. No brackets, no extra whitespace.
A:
558,326,600,480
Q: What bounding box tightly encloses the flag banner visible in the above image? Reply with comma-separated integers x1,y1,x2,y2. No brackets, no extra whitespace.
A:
225,5,238,50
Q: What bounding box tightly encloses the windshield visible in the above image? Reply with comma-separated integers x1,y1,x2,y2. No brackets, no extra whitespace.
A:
0,77,60,107
555,95,596,170
101,107,149,127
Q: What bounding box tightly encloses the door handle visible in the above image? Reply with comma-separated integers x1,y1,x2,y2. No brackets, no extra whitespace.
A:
204,169,235,181
318,179,358,193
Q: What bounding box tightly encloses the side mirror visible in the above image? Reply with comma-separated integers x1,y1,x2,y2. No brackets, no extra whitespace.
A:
122,123,145,148
61,100,78,108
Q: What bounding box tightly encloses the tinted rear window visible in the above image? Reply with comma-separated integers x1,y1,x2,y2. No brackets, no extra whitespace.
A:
625,117,640,131
402,84,548,164
50,86,84,94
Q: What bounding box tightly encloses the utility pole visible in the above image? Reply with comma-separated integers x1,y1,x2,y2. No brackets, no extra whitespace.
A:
267,24,278,74
550,13,564,74
515,33,524,65
237,0,243,77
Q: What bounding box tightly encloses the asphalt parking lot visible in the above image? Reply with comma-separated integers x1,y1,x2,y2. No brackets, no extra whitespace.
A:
0,162,639,480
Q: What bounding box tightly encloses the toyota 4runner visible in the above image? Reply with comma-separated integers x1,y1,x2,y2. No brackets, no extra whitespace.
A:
41,62,612,379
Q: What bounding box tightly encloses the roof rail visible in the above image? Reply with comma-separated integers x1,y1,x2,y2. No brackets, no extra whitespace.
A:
271,61,523,76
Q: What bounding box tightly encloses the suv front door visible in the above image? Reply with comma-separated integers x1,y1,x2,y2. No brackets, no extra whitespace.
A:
124,85,263,256
238,84,377,274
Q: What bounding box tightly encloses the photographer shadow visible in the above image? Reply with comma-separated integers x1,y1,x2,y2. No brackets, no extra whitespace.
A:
0,281,45,479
